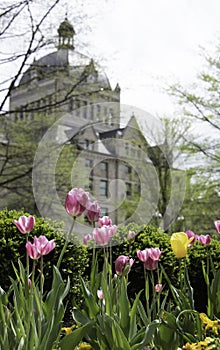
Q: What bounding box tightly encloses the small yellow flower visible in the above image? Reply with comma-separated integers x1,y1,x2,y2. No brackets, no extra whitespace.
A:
61,325,76,335
183,337,215,350
183,343,193,349
170,232,193,258
75,343,92,350
162,311,166,319
200,313,220,335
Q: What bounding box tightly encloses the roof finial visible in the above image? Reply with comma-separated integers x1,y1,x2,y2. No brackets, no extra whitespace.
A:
65,2,68,19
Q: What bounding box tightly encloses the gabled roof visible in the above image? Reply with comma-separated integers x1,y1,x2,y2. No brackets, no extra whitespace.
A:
99,127,125,140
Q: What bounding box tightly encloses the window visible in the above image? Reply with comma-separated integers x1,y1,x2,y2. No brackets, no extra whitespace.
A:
100,162,108,175
69,98,74,112
20,110,24,120
125,143,129,155
104,106,108,118
124,165,132,175
83,101,87,119
126,182,132,197
137,145,141,157
90,104,94,120
100,180,108,196
109,108,114,125
96,105,101,120
75,100,80,117
134,183,141,194
85,139,94,151
85,159,93,168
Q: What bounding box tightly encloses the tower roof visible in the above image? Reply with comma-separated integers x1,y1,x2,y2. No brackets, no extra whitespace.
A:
57,17,75,38
16,18,112,90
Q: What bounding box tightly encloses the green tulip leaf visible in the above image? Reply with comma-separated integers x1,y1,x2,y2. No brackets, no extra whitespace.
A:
59,321,95,350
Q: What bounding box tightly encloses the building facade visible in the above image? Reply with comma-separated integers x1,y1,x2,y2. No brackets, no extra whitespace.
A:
9,18,162,227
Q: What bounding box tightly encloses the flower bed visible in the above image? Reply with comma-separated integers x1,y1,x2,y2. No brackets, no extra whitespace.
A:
0,188,220,349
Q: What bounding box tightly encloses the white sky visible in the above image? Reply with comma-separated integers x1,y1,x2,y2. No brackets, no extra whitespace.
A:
78,0,220,117
2,0,220,119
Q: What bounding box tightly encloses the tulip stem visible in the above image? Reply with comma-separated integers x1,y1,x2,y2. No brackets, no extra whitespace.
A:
26,234,29,278
40,255,44,309
37,255,44,343
26,260,35,350
103,247,108,283
57,217,75,269
92,222,96,271
109,243,112,281
179,258,184,290
143,266,150,321
206,252,211,317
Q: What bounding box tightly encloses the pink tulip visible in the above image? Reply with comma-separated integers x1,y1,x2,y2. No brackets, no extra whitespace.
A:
93,225,117,246
34,236,55,255
65,188,90,217
97,289,104,300
83,234,92,245
214,220,220,233
26,236,55,259
199,235,211,246
86,200,100,222
155,284,162,292
127,230,136,241
26,241,41,260
115,255,134,275
137,248,162,270
14,215,35,234
185,230,198,246
144,258,159,270
98,216,112,227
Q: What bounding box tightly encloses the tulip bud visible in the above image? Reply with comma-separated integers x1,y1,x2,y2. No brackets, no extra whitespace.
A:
127,230,136,241
97,289,104,300
83,234,92,245
185,230,198,246
170,232,194,258
199,235,211,246
98,216,112,227
93,225,117,246
115,255,134,275
137,248,162,270
155,284,162,292
214,220,220,234
28,278,32,288
65,188,89,217
86,200,100,222
14,215,35,234
26,236,55,259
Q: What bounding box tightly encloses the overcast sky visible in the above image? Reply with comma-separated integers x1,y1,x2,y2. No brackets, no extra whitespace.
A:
2,0,220,119
76,0,220,117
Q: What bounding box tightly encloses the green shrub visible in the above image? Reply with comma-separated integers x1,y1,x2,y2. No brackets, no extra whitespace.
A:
188,239,220,311
0,208,89,321
110,223,220,312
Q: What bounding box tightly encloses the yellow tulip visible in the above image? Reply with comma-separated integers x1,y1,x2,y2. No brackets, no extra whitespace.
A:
170,232,193,258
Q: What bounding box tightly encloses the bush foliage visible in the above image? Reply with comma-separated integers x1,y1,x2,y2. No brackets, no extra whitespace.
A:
111,223,220,311
1,210,219,316
0,208,89,320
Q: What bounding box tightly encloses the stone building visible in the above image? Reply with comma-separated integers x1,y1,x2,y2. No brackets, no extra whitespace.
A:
9,17,163,227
